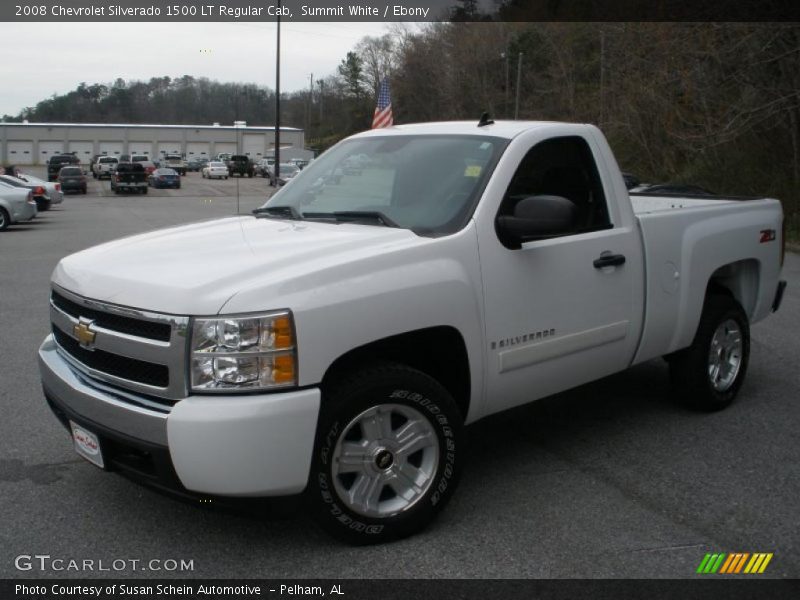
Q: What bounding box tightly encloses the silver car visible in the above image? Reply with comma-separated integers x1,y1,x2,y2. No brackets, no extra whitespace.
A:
15,172,64,205
0,182,37,231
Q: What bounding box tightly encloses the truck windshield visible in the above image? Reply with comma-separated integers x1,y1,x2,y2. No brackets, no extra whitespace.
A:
261,135,507,236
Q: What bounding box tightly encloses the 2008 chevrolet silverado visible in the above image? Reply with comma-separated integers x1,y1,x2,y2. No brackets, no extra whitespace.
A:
38,121,787,543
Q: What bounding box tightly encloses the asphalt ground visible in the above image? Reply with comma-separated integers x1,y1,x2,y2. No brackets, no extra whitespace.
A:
0,169,798,579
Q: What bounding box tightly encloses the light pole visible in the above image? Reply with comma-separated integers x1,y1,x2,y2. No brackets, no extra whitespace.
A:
501,51,509,118
514,52,523,120
274,0,281,184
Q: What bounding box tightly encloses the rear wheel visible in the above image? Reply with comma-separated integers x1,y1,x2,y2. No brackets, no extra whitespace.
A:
142,187,148,195
307,362,463,544
669,294,750,411
0,207,9,231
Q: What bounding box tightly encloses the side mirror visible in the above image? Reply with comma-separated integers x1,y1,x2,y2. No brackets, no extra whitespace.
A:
496,195,576,249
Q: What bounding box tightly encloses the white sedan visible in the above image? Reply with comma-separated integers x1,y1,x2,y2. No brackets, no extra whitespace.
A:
201,161,229,179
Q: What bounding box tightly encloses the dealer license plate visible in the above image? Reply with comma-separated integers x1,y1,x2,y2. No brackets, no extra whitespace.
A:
70,421,105,468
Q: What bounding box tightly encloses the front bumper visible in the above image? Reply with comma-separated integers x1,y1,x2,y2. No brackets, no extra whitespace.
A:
38,335,320,497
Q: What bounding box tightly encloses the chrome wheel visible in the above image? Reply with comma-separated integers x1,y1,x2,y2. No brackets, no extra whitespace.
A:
332,403,439,519
708,318,743,392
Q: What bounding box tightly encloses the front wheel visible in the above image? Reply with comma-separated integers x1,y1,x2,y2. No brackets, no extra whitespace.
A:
0,207,9,231
669,294,750,411
307,362,463,545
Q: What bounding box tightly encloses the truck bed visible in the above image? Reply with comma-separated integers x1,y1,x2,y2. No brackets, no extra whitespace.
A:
629,192,783,366
630,193,752,214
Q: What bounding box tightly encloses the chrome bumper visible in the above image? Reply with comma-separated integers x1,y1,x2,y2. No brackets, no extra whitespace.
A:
38,335,168,445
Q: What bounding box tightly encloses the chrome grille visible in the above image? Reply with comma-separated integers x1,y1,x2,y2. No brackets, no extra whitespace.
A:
49,286,189,402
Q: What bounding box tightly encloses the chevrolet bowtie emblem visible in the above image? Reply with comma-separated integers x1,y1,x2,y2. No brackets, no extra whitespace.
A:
73,319,96,348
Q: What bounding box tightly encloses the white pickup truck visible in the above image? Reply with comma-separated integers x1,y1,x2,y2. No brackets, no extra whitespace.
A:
39,121,787,544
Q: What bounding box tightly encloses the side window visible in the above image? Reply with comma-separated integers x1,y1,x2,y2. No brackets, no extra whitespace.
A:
498,136,612,236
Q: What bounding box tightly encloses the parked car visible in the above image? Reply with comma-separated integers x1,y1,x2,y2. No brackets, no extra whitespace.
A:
47,154,80,181
214,152,232,162
148,168,181,189
0,183,36,230
130,154,149,163
14,172,64,206
88,155,102,174
227,155,255,178
187,157,209,172
288,158,310,170
57,166,88,194
202,161,229,179
136,161,157,175
36,120,786,544
161,155,187,176
271,163,300,186
254,158,274,178
0,174,52,210
92,156,119,179
110,162,148,194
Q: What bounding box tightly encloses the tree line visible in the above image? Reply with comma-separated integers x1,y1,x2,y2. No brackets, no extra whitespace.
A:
4,22,798,232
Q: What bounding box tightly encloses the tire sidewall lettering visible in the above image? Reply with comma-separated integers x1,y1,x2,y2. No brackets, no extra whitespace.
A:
315,384,458,538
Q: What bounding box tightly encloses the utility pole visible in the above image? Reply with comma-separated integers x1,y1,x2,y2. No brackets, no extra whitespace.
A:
599,30,605,127
306,73,313,133
514,52,523,120
274,0,281,183
318,80,324,122
501,51,509,118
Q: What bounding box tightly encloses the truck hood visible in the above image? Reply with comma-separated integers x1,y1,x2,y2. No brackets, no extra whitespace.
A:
52,216,421,315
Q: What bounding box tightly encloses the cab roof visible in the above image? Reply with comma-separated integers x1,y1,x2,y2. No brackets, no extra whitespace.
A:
351,120,592,141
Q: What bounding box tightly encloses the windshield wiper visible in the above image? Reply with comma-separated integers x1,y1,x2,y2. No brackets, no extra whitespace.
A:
302,211,400,228
252,205,303,220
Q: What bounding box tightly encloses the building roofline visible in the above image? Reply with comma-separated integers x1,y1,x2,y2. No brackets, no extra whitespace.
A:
1,122,303,132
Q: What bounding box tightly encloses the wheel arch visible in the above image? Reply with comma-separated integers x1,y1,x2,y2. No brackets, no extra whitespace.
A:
707,258,760,319
320,326,471,422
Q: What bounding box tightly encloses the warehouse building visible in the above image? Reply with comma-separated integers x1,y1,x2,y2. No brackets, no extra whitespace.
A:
0,122,307,166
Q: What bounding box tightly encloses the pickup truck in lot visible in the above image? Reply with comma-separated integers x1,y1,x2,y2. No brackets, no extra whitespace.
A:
162,154,188,176
38,121,786,544
92,156,119,179
227,154,255,177
109,162,148,194
47,154,80,181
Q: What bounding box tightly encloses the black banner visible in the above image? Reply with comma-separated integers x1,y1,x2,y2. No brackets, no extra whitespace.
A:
3,579,800,600
2,0,800,22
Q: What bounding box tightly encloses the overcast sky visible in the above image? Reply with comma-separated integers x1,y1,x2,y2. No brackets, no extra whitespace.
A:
0,21,397,117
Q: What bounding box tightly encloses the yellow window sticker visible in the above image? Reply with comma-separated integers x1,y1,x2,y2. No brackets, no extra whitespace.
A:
465,165,482,177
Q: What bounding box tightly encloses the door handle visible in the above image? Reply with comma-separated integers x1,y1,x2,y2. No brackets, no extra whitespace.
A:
593,254,626,269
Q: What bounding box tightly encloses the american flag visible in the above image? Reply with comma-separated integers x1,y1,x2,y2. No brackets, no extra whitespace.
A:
372,78,393,129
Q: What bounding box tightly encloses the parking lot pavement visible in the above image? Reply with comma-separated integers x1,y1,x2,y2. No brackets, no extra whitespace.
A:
1,171,798,578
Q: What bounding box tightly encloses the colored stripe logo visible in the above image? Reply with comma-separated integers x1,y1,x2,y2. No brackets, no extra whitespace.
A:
697,552,773,574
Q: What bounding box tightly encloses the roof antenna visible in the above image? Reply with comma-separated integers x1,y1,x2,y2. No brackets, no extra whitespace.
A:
478,112,494,127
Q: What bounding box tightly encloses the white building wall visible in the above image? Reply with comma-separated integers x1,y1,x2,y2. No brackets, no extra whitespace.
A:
6,141,34,165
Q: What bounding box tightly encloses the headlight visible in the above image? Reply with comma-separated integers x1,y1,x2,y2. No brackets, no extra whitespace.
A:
190,311,296,392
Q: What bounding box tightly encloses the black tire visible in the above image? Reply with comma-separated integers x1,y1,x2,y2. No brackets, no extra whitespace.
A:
142,187,148,195
0,207,9,231
669,294,750,411
307,362,463,545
